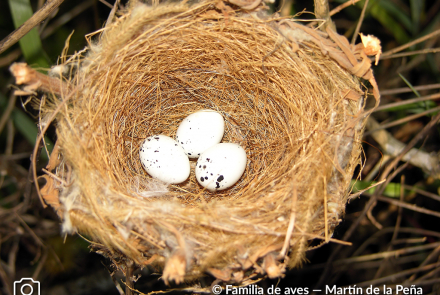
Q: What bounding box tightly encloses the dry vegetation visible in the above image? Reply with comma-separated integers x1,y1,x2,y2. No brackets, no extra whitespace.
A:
0,0,440,294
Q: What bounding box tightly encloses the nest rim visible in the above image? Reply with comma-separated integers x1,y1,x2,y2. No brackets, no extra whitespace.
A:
29,0,380,287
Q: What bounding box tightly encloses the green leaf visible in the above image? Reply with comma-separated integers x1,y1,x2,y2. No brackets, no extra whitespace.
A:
410,0,424,35
419,9,440,38
380,100,437,113
378,0,413,33
398,73,436,113
369,0,411,44
8,0,50,68
398,73,421,97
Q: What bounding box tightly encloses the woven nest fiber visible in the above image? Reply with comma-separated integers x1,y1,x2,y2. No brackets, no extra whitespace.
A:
20,0,380,287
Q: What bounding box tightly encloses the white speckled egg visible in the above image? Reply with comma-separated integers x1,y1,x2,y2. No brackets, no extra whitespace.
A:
176,110,224,158
195,143,247,192
139,135,190,184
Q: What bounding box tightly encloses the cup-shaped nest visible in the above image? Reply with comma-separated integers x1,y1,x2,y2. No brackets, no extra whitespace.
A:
36,0,379,287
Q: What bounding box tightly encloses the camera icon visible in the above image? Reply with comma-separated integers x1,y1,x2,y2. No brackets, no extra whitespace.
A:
13,278,40,295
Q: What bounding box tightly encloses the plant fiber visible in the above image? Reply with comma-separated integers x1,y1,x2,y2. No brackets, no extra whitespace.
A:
38,0,379,287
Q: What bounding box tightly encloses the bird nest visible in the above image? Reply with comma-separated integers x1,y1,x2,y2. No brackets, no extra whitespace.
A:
13,0,380,289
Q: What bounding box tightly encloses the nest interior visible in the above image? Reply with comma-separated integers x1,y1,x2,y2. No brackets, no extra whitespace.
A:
37,0,379,286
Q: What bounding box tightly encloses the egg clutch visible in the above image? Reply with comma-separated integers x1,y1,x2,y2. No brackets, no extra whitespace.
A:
139,110,247,192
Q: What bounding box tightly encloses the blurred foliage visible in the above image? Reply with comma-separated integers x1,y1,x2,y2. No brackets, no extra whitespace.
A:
0,92,53,160
8,0,50,68
1,1,115,294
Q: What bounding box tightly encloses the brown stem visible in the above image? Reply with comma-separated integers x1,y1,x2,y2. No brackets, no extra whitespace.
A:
125,260,134,295
351,0,369,44
330,0,362,16
314,0,334,30
378,112,440,181
0,94,17,135
374,92,440,111
381,28,440,57
366,105,440,135
9,62,70,96
367,117,440,178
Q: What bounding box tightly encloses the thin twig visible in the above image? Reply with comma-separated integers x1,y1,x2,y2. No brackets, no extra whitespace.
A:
349,179,386,199
406,245,440,282
41,1,94,40
330,0,362,16
99,0,114,9
0,153,32,161
335,243,440,265
15,213,46,248
364,106,440,136
0,0,66,55
323,163,410,284
290,226,440,277
381,28,440,57
366,117,440,178
0,94,17,135
359,227,440,250
373,175,405,279
380,84,440,96
0,120,15,190
366,105,440,135
364,154,390,182
102,262,125,295
403,185,440,202
0,192,20,206
365,159,414,236
363,193,440,219
385,279,440,290
23,153,41,213
373,93,440,112
380,47,440,60
313,195,378,291
6,121,13,158
354,262,440,287
351,0,369,45
392,237,427,245
41,168,69,186
32,249,48,281
366,199,382,229
413,264,440,282
314,113,440,291
105,0,120,28
0,48,21,68
0,257,13,295
396,54,429,74
7,236,19,280
300,253,426,272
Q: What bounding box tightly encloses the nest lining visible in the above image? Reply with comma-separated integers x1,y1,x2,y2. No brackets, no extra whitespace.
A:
35,0,379,286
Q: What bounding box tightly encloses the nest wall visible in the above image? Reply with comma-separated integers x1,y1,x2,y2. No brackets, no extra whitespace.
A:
38,0,378,285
